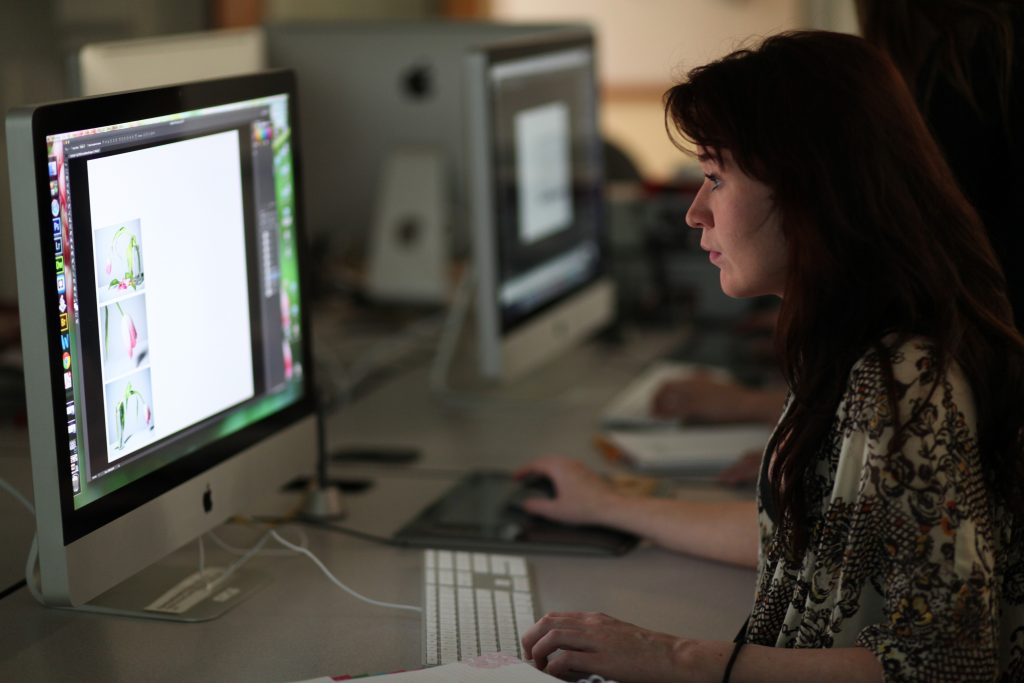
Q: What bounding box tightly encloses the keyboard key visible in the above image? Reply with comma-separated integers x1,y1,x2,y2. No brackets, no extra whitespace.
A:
490,555,510,574
494,590,518,655
507,557,527,576
456,552,472,571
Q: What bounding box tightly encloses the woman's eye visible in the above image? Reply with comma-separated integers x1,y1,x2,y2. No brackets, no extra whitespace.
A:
705,173,721,190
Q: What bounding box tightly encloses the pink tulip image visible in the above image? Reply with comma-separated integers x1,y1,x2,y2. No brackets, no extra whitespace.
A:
105,258,112,275
55,140,67,211
145,405,152,425
282,340,293,379
280,290,291,333
58,165,66,208
122,314,138,359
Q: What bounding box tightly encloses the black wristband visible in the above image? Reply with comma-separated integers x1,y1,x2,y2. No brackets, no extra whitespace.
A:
722,640,745,683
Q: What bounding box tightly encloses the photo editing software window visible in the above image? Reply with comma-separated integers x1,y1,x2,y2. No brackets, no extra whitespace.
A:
491,46,603,331
49,94,306,509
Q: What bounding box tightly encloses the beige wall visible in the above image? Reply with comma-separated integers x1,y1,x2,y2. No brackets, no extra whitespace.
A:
492,0,805,88
491,0,857,182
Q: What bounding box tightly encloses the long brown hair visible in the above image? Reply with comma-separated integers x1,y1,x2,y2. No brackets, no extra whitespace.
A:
665,31,1024,554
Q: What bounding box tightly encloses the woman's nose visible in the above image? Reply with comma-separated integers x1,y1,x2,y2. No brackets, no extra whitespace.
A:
685,183,712,230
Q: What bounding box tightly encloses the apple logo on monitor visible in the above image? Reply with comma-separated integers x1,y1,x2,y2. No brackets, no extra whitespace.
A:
203,485,213,513
401,62,433,101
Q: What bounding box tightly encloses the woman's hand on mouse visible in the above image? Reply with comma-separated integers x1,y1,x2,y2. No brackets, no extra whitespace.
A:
514,457,620,526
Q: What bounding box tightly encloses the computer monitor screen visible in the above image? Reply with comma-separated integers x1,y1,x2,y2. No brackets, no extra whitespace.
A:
6,70,317,611
466,31,614,380
76,27,266,97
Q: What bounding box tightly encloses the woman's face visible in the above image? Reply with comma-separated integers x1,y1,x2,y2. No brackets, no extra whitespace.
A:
686,148,788,298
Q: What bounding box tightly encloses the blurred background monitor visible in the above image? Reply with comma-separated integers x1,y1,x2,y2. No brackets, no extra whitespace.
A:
263,21,583,278
465,30,614,381
6,70,317,618
75,27,266,96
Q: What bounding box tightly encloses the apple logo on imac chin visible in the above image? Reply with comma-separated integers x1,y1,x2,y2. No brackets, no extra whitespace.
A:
202,484,213,513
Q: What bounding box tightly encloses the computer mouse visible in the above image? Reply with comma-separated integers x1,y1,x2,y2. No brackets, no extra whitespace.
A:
517,473,557,500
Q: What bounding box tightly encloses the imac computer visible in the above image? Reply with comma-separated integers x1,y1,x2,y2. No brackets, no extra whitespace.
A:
264,22,582,289
76,27,266,97
464,31,615,381
6,70,317,618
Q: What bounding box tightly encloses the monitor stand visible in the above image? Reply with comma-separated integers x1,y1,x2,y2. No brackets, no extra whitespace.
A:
31,545,271,623
366,147,451,305
81,563,271,622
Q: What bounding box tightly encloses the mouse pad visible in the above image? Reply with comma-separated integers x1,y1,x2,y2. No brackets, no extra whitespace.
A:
393,470,639,555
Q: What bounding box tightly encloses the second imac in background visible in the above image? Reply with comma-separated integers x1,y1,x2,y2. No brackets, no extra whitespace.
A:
263,21,584,306
464,30,615,383
74,27,267,97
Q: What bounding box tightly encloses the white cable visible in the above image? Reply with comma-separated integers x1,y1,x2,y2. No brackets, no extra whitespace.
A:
0,476,34,514
24,529,420,615
209,530,274,588
207,527,310,556
0,476,44,604
268,529,422,614
2,475,417,616
205,527,418,615
25,536,43,604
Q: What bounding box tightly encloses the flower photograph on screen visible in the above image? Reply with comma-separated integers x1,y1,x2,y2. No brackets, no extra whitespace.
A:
94,218,145,305
99,293,149,379
103,367,156,459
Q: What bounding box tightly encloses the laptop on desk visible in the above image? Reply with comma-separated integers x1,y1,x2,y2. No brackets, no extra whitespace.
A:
394,471,638,555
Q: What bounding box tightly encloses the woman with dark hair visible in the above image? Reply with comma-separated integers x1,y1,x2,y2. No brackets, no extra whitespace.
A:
643,0,1024,485
518,30,1024,682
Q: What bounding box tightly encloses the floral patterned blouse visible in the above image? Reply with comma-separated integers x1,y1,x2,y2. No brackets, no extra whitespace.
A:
748,338,1024,681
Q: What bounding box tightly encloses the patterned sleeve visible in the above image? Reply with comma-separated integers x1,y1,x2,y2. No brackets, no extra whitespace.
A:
851,343,1003,681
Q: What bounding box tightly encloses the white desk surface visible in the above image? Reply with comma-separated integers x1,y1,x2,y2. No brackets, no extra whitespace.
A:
0,329,757,682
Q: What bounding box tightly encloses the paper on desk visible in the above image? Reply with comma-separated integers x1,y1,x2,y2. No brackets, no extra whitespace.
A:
292,653,561,682
603,424,772,472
